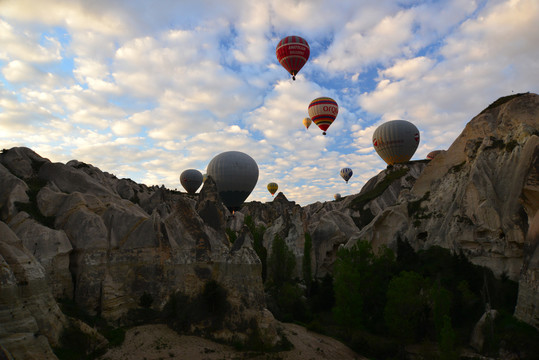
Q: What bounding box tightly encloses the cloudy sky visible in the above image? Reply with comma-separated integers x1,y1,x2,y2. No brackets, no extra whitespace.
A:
1,0,538,206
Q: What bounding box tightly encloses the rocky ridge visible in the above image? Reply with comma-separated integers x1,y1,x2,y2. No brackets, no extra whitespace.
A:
0,93,538,359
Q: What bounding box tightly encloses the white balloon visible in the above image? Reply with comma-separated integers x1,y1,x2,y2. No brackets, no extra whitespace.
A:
372,120,420,165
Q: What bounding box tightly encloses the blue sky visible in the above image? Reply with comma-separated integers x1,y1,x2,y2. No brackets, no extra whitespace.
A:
1,0,538,205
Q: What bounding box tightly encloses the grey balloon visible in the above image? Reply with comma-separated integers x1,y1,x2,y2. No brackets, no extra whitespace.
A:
372,120,420,165
206,151,259,212
180,169,203,194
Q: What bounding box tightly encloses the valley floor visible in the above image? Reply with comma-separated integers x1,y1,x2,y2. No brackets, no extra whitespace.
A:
98,323,365,360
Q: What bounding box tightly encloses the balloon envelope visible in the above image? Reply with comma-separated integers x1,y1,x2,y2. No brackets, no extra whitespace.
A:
276,35,310,80
334,193,341,201
372,120,420,165
267,182,278,196
180,169,203,194
340,167,353,183
303,117,312,129
308,97,338,135
206,151,259,212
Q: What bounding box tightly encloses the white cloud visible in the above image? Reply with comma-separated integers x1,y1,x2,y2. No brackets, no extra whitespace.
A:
0,0,129,35
381,56,434,80
0,19,62,63
3,60,45,83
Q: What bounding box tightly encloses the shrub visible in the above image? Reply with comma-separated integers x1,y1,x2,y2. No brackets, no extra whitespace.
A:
139,292,154,308
164,280,230,334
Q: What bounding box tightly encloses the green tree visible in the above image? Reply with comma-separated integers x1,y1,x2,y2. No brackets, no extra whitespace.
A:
439,315,458,360
245,215,267,281
309,273,335,313
302,233,313,295
266,234,308,322
267,234,296,289
333,245,363,328
384,271,429,342
333,241,395,331
430,282,453,341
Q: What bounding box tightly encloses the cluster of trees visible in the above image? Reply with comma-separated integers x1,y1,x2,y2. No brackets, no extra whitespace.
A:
246,215,538,359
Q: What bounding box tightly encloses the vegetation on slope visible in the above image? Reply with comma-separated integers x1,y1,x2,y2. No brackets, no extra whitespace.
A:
258,233,538,360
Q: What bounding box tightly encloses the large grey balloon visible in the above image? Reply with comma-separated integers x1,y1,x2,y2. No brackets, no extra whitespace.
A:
180,169,203,194
372,120,420,165
206,151,259,212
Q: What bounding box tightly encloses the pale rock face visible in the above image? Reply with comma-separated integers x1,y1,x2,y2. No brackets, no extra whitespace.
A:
7,212,73,298
0,147,49,180
308,210,361,276
39,162,115,198
470,309,498,352
0,221,66,359
347,94,538,284
514,163,539,328
0,164,29,221
196,176,229,234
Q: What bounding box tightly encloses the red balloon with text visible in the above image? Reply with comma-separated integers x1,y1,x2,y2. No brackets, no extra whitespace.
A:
276,36,310,80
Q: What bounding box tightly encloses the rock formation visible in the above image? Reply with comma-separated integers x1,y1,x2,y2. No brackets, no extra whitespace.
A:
0,93,538,358
0,148,277,358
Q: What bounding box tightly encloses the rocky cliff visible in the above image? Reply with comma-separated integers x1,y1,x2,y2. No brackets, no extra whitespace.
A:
0,93,538,358
0,148,277,359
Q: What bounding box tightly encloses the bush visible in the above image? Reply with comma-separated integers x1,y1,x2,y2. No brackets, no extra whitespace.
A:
164,280,230,333
139,292,154,308
245,215,267,281
384,271,429,343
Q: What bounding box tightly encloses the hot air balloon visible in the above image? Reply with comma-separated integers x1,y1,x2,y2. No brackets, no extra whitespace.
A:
334,193,342,201
340,167,353,183
180,169,203,194
267,182,278,196
206,151,259,213
303,117,312,130
276,35,310,80
427,150,444,160
372,120,420,165
308,97,338,135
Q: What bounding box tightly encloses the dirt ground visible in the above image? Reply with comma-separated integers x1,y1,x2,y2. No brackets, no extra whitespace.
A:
98,322,366,360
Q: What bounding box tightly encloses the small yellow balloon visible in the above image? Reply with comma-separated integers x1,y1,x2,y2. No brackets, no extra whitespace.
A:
267,182,278,196
303,117,312,130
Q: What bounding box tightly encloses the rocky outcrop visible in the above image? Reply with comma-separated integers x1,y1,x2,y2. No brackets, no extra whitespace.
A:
342,93,539,328
0,221,66,359
0,147,278,358
8,212,72,299
346,94,538,283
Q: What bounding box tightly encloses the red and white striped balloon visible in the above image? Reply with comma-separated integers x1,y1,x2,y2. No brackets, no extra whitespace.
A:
276,35,310,80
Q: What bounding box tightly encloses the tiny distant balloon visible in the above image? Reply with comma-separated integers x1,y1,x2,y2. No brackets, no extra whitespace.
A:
267,182,278,196
180,169,203,194
334,193,341,201
308,97,338,135
426,150,444,160
372,120,420,165
303,117,312,130
340,167,353,183
276,35,310,80
206,151,259,213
